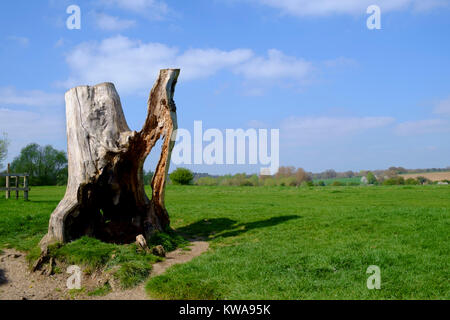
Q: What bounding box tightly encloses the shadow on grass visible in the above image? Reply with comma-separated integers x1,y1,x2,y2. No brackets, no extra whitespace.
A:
176,215,301,240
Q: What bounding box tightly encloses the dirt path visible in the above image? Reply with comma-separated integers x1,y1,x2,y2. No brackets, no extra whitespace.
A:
98,241,209,300
0,250,67,300
0,241,209,300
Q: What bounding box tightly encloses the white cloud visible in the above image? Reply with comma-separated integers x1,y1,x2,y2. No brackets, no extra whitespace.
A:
0,109,64,137
252,0,448,16
412,0,449,11
234,49,311,81
63,36,176,93
395,119,450,136
281,116,395,145
434,97,450,116
100,0,169,19
0,108,66,161
96,13,136,31
0,87,63,107
177,48,254,79
62,36,313,94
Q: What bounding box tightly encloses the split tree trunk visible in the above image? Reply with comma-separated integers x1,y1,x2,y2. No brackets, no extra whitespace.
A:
40,69,180,249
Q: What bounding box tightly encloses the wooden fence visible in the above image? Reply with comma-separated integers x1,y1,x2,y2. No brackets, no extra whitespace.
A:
0,164,29,200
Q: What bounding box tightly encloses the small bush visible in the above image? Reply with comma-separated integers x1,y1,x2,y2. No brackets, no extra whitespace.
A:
366,172,377,184
383,178,397,186
278,177,297,187
170,168,194,185
303,181,314,187
247,175,260,186
216,173,258,186
405,178,419,185
416,176,431,185
383,176,406,185
263,178,277,187
331,181,343,186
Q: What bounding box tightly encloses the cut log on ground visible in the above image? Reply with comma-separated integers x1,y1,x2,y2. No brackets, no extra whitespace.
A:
39,69,180,249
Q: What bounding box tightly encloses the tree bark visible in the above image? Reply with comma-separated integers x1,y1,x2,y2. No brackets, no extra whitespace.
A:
40,69,180,249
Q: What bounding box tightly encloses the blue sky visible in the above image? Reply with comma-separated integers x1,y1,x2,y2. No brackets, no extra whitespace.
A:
1,0,449,174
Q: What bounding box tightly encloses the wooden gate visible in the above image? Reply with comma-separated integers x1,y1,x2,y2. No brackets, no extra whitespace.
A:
1,164,29,200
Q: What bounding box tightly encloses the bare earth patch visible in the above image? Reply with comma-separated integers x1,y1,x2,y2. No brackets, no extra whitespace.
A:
400,172,450,182
0,241,209,300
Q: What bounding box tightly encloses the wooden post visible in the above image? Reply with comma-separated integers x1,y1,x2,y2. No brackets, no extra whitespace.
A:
24,175,29,201
15,176,19,199
5,163,10,199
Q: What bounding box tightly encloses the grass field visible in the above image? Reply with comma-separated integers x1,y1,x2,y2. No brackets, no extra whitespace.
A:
1,185,449,299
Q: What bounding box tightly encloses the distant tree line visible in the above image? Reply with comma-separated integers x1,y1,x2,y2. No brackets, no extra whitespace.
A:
192,165,450,187
311,166,450,181
1,139,449,188
360,171,447,186
194,166,313,187
0,143,159,187
0,143,68,186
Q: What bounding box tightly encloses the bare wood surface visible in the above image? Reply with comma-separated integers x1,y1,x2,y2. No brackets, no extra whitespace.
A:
15,176,19,199
40,69,180,249
5,163,10,199
24,176,29,201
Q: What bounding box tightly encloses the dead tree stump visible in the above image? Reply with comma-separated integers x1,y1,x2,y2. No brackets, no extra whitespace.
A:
39,69,180,249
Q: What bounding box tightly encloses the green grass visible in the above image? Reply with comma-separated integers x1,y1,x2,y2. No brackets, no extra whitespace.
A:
0,186,181,289
149,229,189,251
88,283,111,296
146,185,450,300
0,186,66,251
114,260,153,289
48,237,160,282
1,185,449,299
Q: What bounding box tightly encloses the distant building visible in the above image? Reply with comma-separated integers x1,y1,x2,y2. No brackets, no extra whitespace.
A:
361,176,368,185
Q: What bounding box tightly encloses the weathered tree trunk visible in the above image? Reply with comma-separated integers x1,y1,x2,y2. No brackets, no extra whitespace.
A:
39,69,180,249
